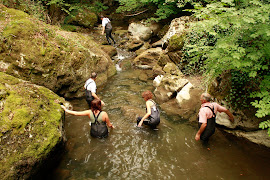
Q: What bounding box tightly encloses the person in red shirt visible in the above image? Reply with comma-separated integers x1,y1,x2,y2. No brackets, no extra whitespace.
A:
195,93,234,142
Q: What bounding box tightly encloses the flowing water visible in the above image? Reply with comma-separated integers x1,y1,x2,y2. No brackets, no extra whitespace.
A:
49,55,270,180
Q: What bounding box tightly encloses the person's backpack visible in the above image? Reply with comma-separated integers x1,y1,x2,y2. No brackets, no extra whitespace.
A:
148,100,160,126
85,81,94,102
90,111,108,138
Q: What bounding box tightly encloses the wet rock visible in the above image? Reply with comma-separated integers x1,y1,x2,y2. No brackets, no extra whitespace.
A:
224,130,270,148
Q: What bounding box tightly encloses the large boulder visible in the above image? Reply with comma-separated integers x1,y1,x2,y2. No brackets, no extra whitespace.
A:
0,72,67,179
133,48,163,69
64,8,97,28
154,74,189,103
208,72,266,131
0,6,116,98
128,22,153,41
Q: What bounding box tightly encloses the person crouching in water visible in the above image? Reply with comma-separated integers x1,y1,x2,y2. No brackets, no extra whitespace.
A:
137,90,160,129
61,99,114,138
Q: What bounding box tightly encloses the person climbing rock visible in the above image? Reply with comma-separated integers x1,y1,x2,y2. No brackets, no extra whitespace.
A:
100,15,116,45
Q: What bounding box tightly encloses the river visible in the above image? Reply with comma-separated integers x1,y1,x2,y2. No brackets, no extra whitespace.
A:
48,52,270,180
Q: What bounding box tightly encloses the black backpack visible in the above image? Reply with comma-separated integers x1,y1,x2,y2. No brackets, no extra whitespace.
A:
90,111,108,138
148,100,160,126
85,81,94,102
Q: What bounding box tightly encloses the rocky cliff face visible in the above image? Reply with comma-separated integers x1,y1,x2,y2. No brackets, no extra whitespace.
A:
0,5,116,99
0,72,67,179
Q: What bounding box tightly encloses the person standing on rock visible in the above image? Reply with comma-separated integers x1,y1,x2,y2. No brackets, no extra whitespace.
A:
137,90,160,129
195,93,234,142
100,15,116,45
84,72,104,108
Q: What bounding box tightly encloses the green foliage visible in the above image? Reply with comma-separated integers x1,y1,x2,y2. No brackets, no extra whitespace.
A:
259,120,270,136
183,0,270,135
225,70,258,109
116,0,182,21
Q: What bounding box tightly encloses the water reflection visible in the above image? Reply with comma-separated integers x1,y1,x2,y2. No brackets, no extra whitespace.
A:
50,69,270,180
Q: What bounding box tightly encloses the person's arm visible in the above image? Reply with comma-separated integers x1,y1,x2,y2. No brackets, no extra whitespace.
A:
216,103,234,123
91,92,100,100
224,109,234,123
195,109,207,141
195,123,207,141
103,112,114,128
101,25,105,35
91,92,105,106
61,105,90,116
138,101,151,127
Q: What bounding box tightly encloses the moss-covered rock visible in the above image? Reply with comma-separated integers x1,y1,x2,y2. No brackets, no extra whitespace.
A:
64,8,97,28
0,6,116,98
167,34,185,52
0,72,66,179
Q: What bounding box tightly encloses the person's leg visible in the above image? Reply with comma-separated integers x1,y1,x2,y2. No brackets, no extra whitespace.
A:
86,99,92,109
108,29,116,44
105,29,111,45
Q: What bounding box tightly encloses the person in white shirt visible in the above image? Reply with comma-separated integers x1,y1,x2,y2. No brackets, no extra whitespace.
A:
84,72,104,108
101,15,116,45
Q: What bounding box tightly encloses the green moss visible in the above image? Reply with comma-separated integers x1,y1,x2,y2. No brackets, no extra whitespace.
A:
0,72,65,178
64,9,97,28
168,34,185,52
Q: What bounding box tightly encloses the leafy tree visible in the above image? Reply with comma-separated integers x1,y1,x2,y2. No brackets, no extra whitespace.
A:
183,0,270,135
116,0,182,21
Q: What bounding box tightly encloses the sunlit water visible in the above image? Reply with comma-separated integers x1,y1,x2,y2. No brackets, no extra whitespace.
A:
49,68,270,180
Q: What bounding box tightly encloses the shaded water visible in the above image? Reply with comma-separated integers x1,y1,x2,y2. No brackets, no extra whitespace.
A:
50,68,270,180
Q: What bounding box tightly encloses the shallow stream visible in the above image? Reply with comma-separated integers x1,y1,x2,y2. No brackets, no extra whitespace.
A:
49,63,270,179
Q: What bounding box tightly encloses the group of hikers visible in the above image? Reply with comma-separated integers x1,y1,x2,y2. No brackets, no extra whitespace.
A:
61,72,160,138
61,72,234,143
61,15,235,143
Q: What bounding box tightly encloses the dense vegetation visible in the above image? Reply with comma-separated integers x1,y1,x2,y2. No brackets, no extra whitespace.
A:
182,0,270,135
1,0,269,135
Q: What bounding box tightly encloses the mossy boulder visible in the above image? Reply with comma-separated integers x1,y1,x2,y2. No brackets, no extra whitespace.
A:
0,6,116,98
0,72,67,179
64,8,97,28
167,34,185,52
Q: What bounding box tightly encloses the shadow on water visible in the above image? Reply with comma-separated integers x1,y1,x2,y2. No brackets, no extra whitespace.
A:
47,63,270,180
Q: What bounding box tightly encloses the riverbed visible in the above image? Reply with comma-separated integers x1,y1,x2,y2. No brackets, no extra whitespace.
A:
48,65,270,179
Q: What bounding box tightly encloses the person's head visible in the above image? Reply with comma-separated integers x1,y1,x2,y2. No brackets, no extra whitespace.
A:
91,72,97,80
142,90,153,101
100,15,104,20
91,99,102,112
200,93,212,104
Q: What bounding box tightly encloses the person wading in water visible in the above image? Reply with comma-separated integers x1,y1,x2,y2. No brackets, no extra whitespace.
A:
195,93,234,143
137,90,160,129
61,99,114,138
